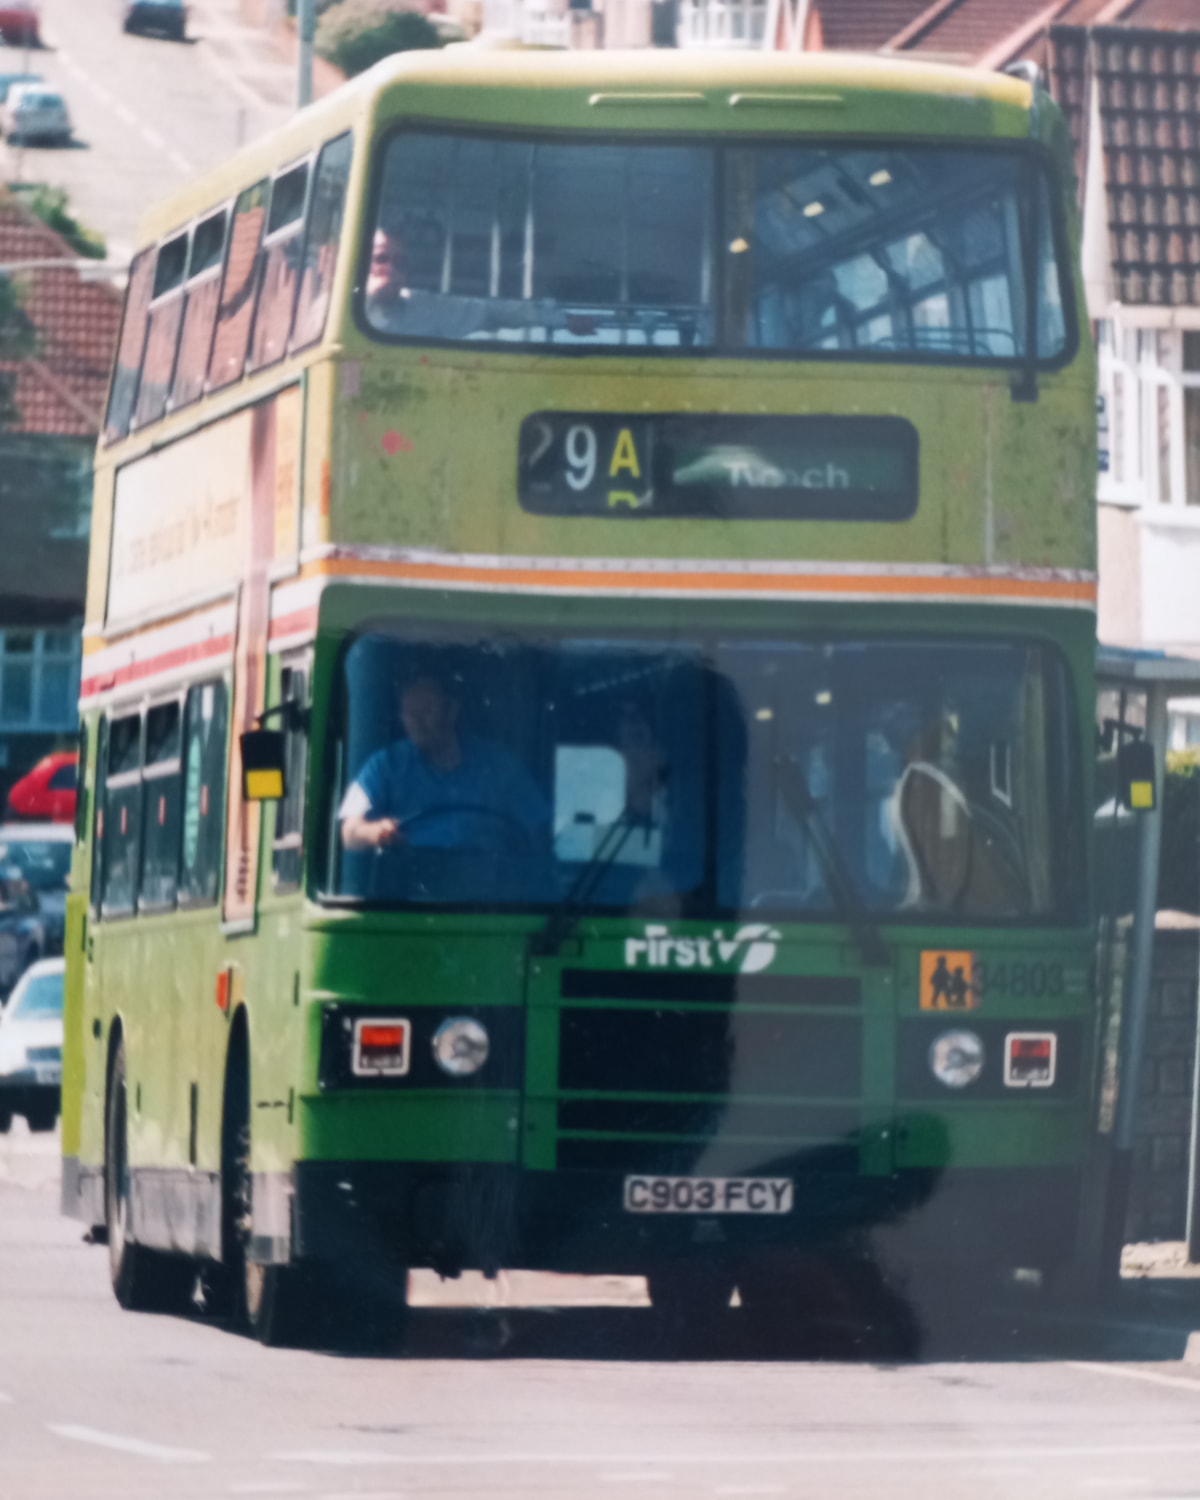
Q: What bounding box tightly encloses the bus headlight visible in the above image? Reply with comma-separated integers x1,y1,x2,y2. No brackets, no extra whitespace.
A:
929,1030,984,1089
432,1017,490,1077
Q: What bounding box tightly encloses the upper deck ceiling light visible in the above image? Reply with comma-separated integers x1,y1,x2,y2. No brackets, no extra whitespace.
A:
803,201,825,218
729,237,750,255
869,169,892,187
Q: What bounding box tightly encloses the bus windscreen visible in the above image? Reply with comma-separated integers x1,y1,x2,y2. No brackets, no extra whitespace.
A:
327,632,1082,922
364,136,1068,364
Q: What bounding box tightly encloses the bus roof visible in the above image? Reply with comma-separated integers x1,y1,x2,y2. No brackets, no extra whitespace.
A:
134,47,1042,248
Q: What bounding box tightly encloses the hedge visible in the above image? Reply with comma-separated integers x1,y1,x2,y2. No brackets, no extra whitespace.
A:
1160,750,1200,914
315,0,442,77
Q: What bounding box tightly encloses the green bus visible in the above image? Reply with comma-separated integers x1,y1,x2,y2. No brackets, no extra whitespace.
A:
63,46,1098,1345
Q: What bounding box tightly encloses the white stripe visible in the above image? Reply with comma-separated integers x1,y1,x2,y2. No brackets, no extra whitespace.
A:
49,1424,210,1463
268,1442,1200,1468
1067,1361,1200,1395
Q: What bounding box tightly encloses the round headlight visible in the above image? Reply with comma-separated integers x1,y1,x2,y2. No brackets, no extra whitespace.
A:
929,1030,984,1089
432,1017,490,1077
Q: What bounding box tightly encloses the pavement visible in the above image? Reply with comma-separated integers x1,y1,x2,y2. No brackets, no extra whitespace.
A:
8,1122,1200,1500
1,0,300,261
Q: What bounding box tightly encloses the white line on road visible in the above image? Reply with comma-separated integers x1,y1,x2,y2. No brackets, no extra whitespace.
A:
715,1488,787,1496
89,82,116,108
170,149,194,173
270,1442,1200,1469
115,104,138,127
1077,1481,1153,1491
48,1424,211,1463
228,1483,311,1494
602,1475,673,1484
141,125,166,150
1067,1362,1200,1395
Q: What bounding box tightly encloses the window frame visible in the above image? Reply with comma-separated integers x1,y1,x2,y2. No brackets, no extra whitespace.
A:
130,229,190,432
1098,320,1200,510
246,154,315,377
169,201,233,414
138,693,185,916
98,710,144,922
178,676,229,912
356,125,1080,375
271,655,311,894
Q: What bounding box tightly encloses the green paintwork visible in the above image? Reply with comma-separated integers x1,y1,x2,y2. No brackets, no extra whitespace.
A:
64,51,1099,1272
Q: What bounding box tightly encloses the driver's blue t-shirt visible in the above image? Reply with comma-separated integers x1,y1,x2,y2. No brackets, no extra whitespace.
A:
341,735,549,850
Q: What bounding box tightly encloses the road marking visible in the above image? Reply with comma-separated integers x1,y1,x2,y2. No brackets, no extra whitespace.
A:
269,1443,1200,1468
170,149,194,173
273,1453,406,1467
1077,1481,1153,1491
715,1488,787,1496
602,1475,673,1484
228,1483,311,1495
115,104,138,127
141,125,166,150
49,1424,211,1463
1068,1362,1200,1395
90,83,116,108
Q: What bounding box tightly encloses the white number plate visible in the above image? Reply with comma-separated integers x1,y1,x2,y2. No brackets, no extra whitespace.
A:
623,1175,793,1214
33,1065,60,1086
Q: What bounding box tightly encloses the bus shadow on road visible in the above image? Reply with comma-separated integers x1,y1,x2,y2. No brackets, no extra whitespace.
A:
320,1272,1200,1366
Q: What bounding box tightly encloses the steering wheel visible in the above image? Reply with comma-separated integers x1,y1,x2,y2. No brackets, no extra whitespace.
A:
382,803,537,855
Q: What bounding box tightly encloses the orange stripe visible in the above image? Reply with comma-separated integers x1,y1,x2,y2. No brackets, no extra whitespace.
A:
303,556,1096,605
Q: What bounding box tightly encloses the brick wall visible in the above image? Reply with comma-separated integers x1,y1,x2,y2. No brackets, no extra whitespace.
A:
1127,929,1199,1242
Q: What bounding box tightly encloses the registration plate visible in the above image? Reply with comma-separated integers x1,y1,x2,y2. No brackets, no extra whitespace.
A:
33,1065,60,1086
624,1175,793,1214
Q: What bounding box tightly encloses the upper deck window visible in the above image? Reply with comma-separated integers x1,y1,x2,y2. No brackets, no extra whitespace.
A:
171,208,229,410
363,134,1071,367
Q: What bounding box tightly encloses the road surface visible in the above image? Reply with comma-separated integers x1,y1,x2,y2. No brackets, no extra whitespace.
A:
5,1123,1200,1500
1,0,297,258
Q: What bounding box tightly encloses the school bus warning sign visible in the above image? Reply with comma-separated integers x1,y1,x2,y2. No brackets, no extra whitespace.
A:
919,951,979,1011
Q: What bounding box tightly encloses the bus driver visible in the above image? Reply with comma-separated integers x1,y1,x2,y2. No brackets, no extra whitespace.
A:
339,674,549,854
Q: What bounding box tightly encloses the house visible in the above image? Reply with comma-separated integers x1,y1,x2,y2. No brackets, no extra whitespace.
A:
0,192,122,806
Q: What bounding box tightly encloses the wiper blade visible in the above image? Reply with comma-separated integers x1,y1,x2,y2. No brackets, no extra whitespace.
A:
530,811,645,958
773,754,891,968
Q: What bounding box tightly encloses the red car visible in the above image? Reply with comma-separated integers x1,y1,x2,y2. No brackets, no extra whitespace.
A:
6,752,76,825
0,2,39,47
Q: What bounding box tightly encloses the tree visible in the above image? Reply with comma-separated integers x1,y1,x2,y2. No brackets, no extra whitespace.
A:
0,272,36,431
316,0,442,78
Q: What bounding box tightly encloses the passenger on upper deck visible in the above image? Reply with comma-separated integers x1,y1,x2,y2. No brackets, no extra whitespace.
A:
365,225,566,342
339,673,550,855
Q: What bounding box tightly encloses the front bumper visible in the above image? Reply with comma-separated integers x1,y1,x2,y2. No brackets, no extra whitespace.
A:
291,1161,1081,1278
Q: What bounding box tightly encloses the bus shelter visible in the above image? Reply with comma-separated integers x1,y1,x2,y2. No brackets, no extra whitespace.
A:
1092,646,1200,1287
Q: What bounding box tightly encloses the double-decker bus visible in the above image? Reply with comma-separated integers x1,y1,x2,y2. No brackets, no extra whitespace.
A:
63,46,1097,1345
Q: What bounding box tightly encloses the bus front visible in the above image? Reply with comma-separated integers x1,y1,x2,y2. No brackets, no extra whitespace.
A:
288,52,1096,1326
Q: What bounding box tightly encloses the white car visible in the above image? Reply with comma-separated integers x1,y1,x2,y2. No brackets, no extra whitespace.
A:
0,956,62,1133
3,81,70,144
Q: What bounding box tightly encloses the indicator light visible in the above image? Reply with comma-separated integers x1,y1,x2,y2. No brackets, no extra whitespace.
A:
351,1017,411,1077
1004,1031,1056,1088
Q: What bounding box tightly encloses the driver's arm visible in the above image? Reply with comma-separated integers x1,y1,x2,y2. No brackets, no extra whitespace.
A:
340,814,402,852
338,760,403,851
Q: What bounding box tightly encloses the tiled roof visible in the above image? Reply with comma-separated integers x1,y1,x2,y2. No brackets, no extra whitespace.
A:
888,0,1065,61
810,0,933,51
1047,24,1200,307
0,193,122,439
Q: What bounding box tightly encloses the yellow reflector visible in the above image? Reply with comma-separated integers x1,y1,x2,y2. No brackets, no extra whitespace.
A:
245,768,284,801
1130,780,1154,810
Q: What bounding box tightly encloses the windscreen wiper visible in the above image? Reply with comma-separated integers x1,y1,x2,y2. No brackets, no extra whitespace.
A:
773,754,891,968
530,810,646,958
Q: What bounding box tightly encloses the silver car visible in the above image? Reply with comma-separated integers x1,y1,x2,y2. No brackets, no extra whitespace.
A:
0,956,62,1133
4,81,70,144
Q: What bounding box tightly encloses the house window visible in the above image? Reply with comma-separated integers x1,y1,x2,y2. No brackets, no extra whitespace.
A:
1097,322,1200,510
0,628,80,730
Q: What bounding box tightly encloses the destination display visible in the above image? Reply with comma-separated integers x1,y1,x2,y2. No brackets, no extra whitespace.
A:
517,413,918,521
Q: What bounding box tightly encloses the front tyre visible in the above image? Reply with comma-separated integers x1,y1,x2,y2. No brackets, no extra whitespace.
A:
105,1039,195,1313
646,1261,735,1350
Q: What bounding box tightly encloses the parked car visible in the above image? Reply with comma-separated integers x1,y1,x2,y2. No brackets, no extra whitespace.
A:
0,824,70,956
3,81,70,144
0,2,39,48
123,0,186,39
0,861,43,996
0,957,63,1133
7,751,77,824
0,68,40,104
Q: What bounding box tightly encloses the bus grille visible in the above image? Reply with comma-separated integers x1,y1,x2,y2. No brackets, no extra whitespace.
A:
554,971,862,1173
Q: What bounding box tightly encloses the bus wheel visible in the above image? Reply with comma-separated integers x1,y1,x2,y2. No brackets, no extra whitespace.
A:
0,1106,11,1134
105,1039,195,1313
242,1256,309,1348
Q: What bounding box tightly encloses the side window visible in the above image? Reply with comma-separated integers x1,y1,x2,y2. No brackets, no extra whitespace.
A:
140,700,183,912
291,132,353,352
171,209,229,410
89,717,107,910
104,250,156,442
208,180,269,391
179,680,228,908
74,718,88,846
248,161,309,373
101,713,142,918
272,663,309,892
133,232,188,428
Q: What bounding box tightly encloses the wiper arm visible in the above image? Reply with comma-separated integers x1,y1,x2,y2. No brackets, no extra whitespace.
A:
773,754,891,968
530,811,645,958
